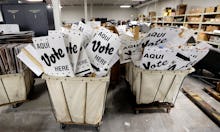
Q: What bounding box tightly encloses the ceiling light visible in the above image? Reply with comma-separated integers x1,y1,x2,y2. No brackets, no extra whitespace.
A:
47,4,52,9
120,5,131,8
59,5,63,9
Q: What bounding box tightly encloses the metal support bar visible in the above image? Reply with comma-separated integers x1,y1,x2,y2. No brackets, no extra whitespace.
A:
84,0,88,22
51,0,62,30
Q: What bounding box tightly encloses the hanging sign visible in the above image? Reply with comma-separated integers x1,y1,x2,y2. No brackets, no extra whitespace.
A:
85,27,121,73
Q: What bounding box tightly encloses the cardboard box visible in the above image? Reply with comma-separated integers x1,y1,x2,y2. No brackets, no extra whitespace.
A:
189,8,204,14
176,4,187,15
164,17,174,22
197,33,209,41
205,7,216,13
149,11,156,17
209,35,220,43
187,16,201,22
206,25,220,32
217,5,220,12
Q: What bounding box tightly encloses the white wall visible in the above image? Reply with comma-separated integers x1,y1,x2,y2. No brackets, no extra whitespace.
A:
138,0,220,16
61,6,138,23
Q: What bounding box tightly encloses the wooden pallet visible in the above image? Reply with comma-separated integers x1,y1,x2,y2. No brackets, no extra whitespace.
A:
204,87,220,102
183,88,220,127
134,101,174,114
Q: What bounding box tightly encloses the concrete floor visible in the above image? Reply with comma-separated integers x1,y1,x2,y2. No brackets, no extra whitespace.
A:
0,76,219,132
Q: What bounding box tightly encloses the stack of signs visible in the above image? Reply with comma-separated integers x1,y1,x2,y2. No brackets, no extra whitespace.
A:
31,31,74,77
63,29,83,73
75,47,93,76
71,22,95,48
69,22,94,76
136,27,210,71
119,34,140,64
141,27,193,48
0,24,20,34
140,42,210,71
0,43,28,75
86,27,121,76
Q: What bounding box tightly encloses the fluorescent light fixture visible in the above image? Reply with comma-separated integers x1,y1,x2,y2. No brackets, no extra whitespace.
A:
47,4,52,9
27,0,43,1
120,5,131,8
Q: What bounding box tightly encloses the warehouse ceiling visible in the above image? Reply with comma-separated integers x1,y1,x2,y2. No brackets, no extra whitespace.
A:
45,0,150,6
0,0,155,7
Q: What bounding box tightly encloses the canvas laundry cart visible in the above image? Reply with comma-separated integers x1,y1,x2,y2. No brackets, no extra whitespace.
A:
42,74,110,130
0,68,33,107
126,63,194,113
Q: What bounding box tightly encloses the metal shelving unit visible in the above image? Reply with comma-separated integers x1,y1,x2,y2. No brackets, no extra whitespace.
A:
149,12,220,47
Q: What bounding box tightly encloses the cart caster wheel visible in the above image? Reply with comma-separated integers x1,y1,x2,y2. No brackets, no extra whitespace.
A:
135,110,139,114
167,108,171,113
12,103,19,108
60,123,66,129
96,126,100,132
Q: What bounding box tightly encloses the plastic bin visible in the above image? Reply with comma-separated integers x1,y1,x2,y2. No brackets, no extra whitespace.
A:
42,74,110,126
126,63,194,104
0,68,33,106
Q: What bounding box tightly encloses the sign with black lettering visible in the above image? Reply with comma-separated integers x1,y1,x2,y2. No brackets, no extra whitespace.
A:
75,46,93,77
86,27,121,73
140,27,181,48
140,47,177,70
119,34,141,64
140,42,210,71
173,43,209,70
71,22,94,48
33,31,74,76
63,29,83,73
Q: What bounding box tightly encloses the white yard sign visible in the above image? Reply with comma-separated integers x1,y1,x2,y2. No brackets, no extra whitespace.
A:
140,47,177,70
33,31,74,76
119,34,140,64
86,27,121,73
140,44,209,71
141,27,196,48
0,24,20,34
63,29,83,73
75,46,93,77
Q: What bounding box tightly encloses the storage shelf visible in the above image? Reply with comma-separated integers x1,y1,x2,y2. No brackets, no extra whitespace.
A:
200,31,220,35
172,22,184,24
172,15,185,17
185,22,201,24
198,40,220,46
186,13,202,16
148,12,220,47
202,22,220,25
203,12,220,15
